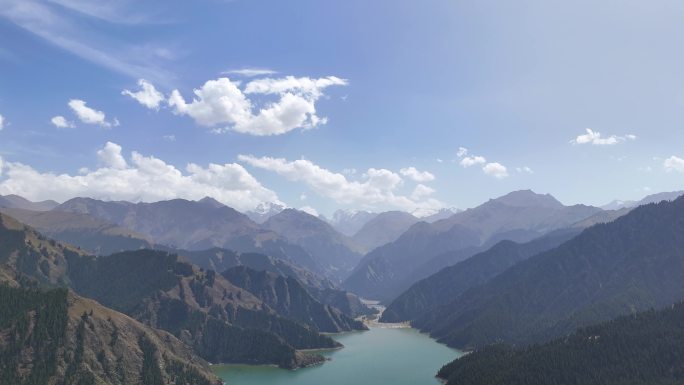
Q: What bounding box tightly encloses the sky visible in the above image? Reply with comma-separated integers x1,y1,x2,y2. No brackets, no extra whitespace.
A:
0,0,683,217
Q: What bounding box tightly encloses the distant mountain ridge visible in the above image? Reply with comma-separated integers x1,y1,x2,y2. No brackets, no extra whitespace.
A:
53,197,325,276
601,190,684,210
326,209,378,236
0,207,154,256
0,194,58,211
414,195,684,351
262,208,364,279
344,190,602,301
351,211,418,253
381,228,583,323
245,201,286,224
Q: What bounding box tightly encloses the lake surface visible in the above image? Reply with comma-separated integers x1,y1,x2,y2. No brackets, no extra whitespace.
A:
213,327,463,385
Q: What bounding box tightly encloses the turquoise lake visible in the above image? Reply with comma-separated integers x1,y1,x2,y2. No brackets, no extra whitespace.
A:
212,327,463,385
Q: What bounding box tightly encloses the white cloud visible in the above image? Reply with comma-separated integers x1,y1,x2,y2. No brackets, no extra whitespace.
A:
68,99,118,127
664,156,684,173
167,76,347,136
483,162,509,179
97,142,127,169
0,142,280,211
516,166,534,174
460,156,487,168
400,166,435,182
122,79,165,109
456,147,486,167
0,114,5,130
457,146,509,179
300,193,307,201
571,128,637,146
238,154,444,216
162,134,176,141
299,206,318,216
411,184,435,200
50,115,75,128
222,68,277,77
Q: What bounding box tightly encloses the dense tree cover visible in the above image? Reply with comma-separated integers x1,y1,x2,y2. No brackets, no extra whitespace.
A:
138,335,165,385
381,228,580,323
415,196,684,349
0,286,68,385
438,302,684,385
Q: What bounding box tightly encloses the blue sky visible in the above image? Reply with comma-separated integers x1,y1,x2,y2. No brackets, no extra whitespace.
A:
0,0,683,216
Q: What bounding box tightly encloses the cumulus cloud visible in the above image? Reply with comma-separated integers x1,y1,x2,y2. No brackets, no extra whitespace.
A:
460,156,486,168
664,156,684,173
0,114,5,130
97,142,127,169
456,147,486,167
483,162,509,179
400,167,435,182
122,79,165,109
167,75,347,136
516,166,534,174
238,155,444,216
571,128,636,146
0,142,280,211
457,147,508,178
222,68,277,77
50,115,75,128
411,184,435,200
68,99,118,127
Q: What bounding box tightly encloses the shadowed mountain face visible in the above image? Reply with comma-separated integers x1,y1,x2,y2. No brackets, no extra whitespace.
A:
414,196,684,351
344,190,602,301
262,209,364,279
351,211,418,253
222,266,367,332
53,197,324,276
0,214,337,369
0,194,58,211
381,228,582,323
178,247,372,318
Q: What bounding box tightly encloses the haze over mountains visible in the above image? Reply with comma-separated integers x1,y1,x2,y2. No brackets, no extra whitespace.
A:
344,190,603,301
414,196,684,349
1,188,684,384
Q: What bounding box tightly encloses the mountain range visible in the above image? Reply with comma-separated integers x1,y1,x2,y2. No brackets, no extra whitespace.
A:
0,211,364,372
413,195,684,350
344,190,602,301
0,194,58,211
